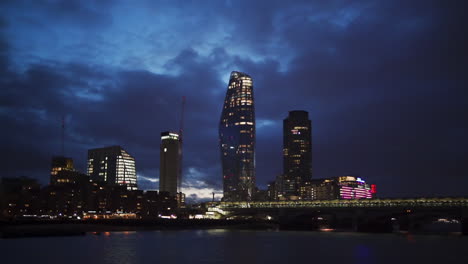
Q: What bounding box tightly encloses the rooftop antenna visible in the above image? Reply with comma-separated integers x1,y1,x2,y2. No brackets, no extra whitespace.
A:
178,96,186,193
61,115,65,156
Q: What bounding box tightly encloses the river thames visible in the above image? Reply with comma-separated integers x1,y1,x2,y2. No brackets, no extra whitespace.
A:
2,230,468,264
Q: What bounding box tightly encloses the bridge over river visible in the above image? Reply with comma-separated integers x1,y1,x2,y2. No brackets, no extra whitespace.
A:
207,198,468,234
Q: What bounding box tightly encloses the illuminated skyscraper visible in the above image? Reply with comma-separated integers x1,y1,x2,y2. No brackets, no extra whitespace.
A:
283,110,312,197
219,71,256,201
87,146,137,190
159,132,181,196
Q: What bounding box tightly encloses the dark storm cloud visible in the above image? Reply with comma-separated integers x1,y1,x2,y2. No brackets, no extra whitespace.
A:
0,43,226,195
232,0,468,196
0,0,113,27
1,0,467,199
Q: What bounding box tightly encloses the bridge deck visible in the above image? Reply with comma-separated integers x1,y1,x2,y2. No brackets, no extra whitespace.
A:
209,198,468,209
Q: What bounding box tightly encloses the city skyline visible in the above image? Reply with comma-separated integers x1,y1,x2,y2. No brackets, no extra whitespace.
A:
1,1,467,201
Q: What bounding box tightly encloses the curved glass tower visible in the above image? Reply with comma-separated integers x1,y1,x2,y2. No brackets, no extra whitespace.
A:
219,71,256,201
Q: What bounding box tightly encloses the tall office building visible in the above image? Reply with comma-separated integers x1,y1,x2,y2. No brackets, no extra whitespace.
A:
283,110,312,197
87,146,137,190
159,132,181,196
219,71,256,201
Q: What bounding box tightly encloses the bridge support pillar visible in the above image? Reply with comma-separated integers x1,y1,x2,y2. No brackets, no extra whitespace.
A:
462,209,468,236
407,214,416,233
352,209,364,232
397,214,414,232
462,219,468,236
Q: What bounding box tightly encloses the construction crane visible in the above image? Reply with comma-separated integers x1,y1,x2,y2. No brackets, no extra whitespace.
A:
178,96,186,193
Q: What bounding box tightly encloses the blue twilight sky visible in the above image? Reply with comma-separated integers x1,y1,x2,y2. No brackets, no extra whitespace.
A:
1,0,467,201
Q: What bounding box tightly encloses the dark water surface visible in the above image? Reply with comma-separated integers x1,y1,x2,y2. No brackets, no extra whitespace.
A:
1,230,468,264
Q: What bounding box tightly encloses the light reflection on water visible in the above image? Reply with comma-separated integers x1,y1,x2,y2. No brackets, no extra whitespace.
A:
204,229,229,236
102,232,138,264
1,230,468,264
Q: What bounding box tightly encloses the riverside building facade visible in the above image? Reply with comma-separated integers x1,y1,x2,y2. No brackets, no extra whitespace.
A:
87,146,137,190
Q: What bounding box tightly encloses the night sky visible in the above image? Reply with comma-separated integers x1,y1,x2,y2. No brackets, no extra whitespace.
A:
1,0,467,202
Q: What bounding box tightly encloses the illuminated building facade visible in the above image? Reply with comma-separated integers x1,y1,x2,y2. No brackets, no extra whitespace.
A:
315,179,336,200
87,146,137,190
336,176,373,199
283,110,312,197
299,176,374,200
50,156,74,185
159,132,181,196
0,177,41,217
274,174,285,200
50,156,89,186
267,181,277,201
299,181,315,200
219,71,256,201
